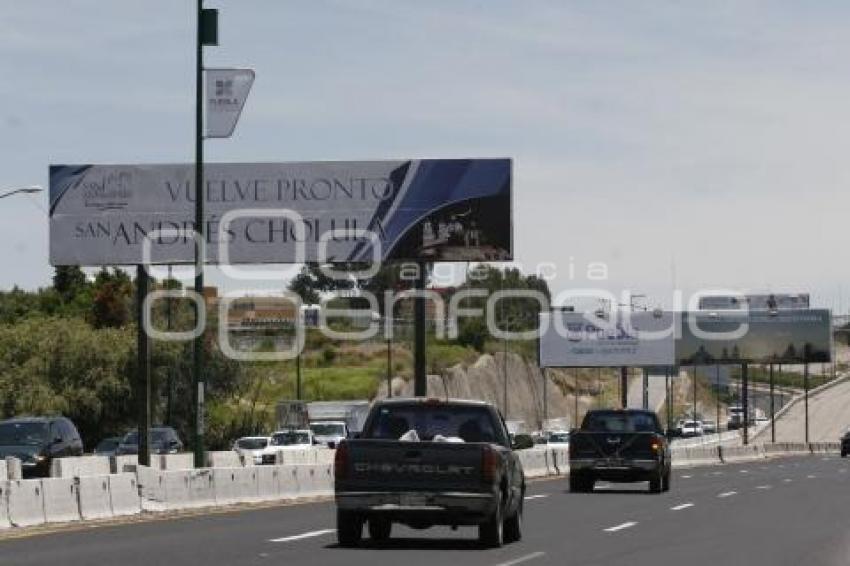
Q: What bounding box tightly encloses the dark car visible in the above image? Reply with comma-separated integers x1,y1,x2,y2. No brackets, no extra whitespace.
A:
569,409,672,494
841,431,849,458
116,426,183,455
335,398,525,548
93,436,123,457
0,416,84,478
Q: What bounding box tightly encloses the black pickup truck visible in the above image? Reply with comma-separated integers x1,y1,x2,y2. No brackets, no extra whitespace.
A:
569,409,671,493
334,398,525,548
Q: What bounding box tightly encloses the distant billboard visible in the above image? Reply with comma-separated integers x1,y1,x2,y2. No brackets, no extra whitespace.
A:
538,311,676,368
677,309,831,365
49,159,512,266
698,293,810,311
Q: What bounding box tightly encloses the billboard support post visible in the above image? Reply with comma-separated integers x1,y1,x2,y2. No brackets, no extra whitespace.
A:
715,364,721,434
620,367,628,409
296,352,302,400
413,261,427,397
642,368,649,410
386,335,393,399
770,364,776,443
665,368,672,430
692,367,698,422
165,265,174,426
574,369,579,428
136,265,151,468
741,363,749,446
804,363,810,444
542,367,548,428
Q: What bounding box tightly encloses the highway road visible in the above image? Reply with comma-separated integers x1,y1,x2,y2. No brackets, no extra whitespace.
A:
756,377,850,443
2,455,848,566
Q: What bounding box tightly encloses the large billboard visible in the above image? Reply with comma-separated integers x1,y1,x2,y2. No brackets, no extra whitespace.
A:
49,159,512,266
698,293,810,311
677,309,832,364
538,311,676,368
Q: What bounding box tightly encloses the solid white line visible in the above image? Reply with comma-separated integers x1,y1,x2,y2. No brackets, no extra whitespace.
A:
269,529,336,543
494,551,546,566
604,522,638,532
671,503,694,511
718,491,737,498
525,494,549,501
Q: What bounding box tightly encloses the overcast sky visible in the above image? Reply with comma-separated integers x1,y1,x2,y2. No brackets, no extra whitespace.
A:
2,1,849,311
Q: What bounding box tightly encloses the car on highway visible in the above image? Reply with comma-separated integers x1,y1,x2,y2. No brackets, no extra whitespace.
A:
841,430,849,458
93,436,122,457
334,398,525,548
727,406,745,430
701,420,717,434
0,416,84,478
233,436,272,465
569,409,671,494
680,420,704,437
116,426,184,456
309,420,348,449
546,431,571,446
259,429,316,464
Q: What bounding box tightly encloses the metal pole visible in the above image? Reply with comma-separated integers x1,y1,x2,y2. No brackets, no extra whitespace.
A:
165,265,174,426
715,365,720,433
620,367,628,409
386,335,392,398
741,363,749,446
296,352,302,400
136,265,151,467
692,367,697,422
804,363,810,444
192,0,206,469
503,330,508,419
770,364,775,443
642,368,649,410
542,367,548,428
413,261,427,397
666,368,672,430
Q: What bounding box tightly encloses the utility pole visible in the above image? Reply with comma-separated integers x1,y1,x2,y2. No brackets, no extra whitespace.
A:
741,363,749,446
136,266,151,467
769,364,775,443
165,265,174,426
642,368,649,410
386,334,393,398
413,261,427,397
296,352,302,400
620,367,628,409
804,362,810,444
715,365,721,434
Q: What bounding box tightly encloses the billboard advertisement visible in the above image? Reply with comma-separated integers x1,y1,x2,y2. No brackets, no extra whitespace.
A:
697,293,810,311
49,159,512,266
538,311,676,368
677,309,832,364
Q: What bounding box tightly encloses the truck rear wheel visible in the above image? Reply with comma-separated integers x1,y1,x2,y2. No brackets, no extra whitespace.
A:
503,504,522,543
337,510,363,547
368,518,392,542
478,503,504,548
649,472,663,494
570,474,593,493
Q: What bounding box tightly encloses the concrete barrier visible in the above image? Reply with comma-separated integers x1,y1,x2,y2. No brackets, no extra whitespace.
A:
0,482,10,529
5,457,22,480
50,456,111,478
7,479,46,527
278,465,300,499
186,469,216,508
162,470,192,510
207,451,243,468
136,466,166,512
295,465,333,498
158,453,195,470
108,473,141,517
720,445,765,463
0,459,7,483
77,475,113,520
41,477,80,523
111,455,139,474
256,466,281,500
213,467,258,505
517,449,549,479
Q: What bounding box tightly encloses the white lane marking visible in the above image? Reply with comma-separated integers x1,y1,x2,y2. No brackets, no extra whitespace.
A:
807,475,816,479
822,457,831,461
783,479,793,483
605,522,638,533
778,464,785,468
739,470,749,474
269,529,336,543
755,485,772,490
525,494,549,501
671,503,695,511
718,491,737,498
711,471,723,476
840,469,847,474
595,484,611,490
494,551,546,566
681,475,692,479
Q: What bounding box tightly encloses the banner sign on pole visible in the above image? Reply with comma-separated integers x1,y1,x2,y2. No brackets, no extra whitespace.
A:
205,68,254,138
538,311,676,368
48,159,512,266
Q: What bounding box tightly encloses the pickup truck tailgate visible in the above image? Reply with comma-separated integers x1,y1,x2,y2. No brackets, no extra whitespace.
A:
570,432,660,460
340,440,487,493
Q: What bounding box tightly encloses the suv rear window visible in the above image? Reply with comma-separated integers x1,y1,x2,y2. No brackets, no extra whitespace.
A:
582,412,660,433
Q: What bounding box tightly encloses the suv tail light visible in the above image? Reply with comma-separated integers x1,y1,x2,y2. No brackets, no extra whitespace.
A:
334,441,349,480
481,445,499,484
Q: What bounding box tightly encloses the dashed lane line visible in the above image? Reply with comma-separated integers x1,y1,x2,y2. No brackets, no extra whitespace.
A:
718,491,737,498
494,551,547,566
525,495,549,501
755,485,772,490
604,522,638,533
269,529,336,543
671,503,695,511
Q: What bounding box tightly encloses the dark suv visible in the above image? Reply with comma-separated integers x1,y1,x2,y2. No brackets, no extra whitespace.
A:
0,416,84,478
116,426,184,455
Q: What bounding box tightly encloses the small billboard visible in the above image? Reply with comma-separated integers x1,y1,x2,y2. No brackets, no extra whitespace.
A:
539,310,676,368
697,293,810,311
677,309,831,364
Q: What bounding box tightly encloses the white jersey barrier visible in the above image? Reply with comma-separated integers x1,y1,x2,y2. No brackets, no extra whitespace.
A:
78,475,113,520
50,456,111,478
0,460,7,483
42,478,80,523
0,481,9,529
108,473,141,517
7,480,46,527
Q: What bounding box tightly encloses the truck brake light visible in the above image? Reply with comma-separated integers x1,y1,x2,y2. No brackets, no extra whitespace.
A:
482,445,499,483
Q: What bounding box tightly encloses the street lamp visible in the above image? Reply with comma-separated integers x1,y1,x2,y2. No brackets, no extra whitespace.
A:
0,186,42,199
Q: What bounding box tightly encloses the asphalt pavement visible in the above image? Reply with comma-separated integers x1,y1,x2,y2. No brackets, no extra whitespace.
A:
1,455,848,566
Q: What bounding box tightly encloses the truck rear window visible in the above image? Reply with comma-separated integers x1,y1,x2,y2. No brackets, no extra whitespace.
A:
365,404,506,445
582,412,660,433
